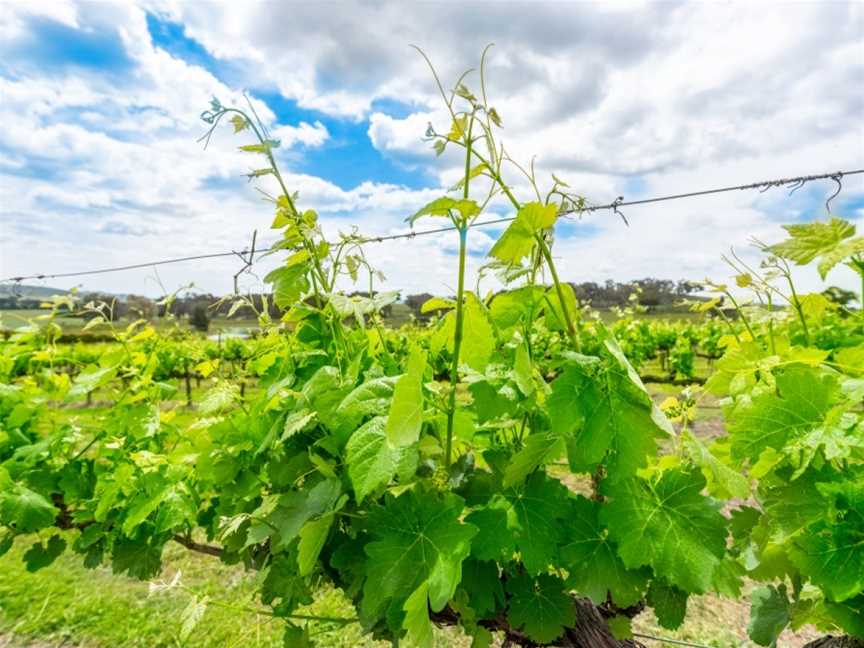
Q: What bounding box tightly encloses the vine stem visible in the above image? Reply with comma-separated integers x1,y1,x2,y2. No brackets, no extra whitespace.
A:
445,224,468,469
536,235,581,352
368,265,398,368
722,291,757,342
284,613,359,625
855,257,864,310
467,147,583,353
445,117,475,469
783,268,810,345
223,108,333,316
767,293,777,354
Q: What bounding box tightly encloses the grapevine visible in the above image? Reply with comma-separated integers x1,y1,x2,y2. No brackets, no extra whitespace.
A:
1,50,862,648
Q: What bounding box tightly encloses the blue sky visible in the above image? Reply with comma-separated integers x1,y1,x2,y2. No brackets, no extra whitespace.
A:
4,14,134,75
144,12,432,190
0,2,862,297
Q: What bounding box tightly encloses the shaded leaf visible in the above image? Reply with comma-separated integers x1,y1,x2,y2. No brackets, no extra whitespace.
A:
0,484,57,533
297,514,334,576
561,496,648,607
748,584,790,647
23,535,66,572
506,573,575,644
647,580,688,630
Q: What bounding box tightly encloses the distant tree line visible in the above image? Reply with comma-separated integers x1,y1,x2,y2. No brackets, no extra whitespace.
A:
569,278,701,308
4,279,856,326
2,290,395,324
402,278,701,320
0,296,41,309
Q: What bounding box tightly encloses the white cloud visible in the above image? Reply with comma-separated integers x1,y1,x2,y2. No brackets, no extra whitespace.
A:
270,121,329,148
367,111,436,156
0,0,79,40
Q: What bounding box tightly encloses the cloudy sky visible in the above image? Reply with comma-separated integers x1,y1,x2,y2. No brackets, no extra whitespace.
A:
0,0,862,299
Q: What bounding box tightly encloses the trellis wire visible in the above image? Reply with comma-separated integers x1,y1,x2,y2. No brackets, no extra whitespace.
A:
2,167,861,285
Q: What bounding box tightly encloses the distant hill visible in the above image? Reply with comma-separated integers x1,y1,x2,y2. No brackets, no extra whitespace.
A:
0,284,68,299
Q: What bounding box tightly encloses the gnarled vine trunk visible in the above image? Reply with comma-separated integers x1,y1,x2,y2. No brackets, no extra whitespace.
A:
433,596,646,648
554,598,646,648
804,637,864,648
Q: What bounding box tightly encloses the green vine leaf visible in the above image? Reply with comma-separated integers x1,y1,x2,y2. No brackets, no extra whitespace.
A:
111,536,163,580
23,534,66,572
450,163,488,191
402,582,434,648
488,202,558,264
0,530,12,558
121,479,172,536
647,579,688,630
386,346,427,447
335,377,396,436
548,336,670,482
728,365,839,464
420,297,455,313
460,293,495,371
447,115,468,141
229,114,248,133
817,236,864,278
0,481,58,533
459,559,504,617
767,217,857,275
361,490,477,624
297,513,334,576
505,573,575,644
246,479,341,551
601,468,727,593
789,479,864,602
682,432,749,499
407,197,480,226
561,496,649,607
824,595,864,638
747,584,790,647
347,416,408,502
468,473,570,575
238,139,280,154
503,432,565,487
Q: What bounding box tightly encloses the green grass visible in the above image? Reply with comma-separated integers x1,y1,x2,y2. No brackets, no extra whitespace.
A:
0,533,482,648
0,530,821,648
0,535,383,648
